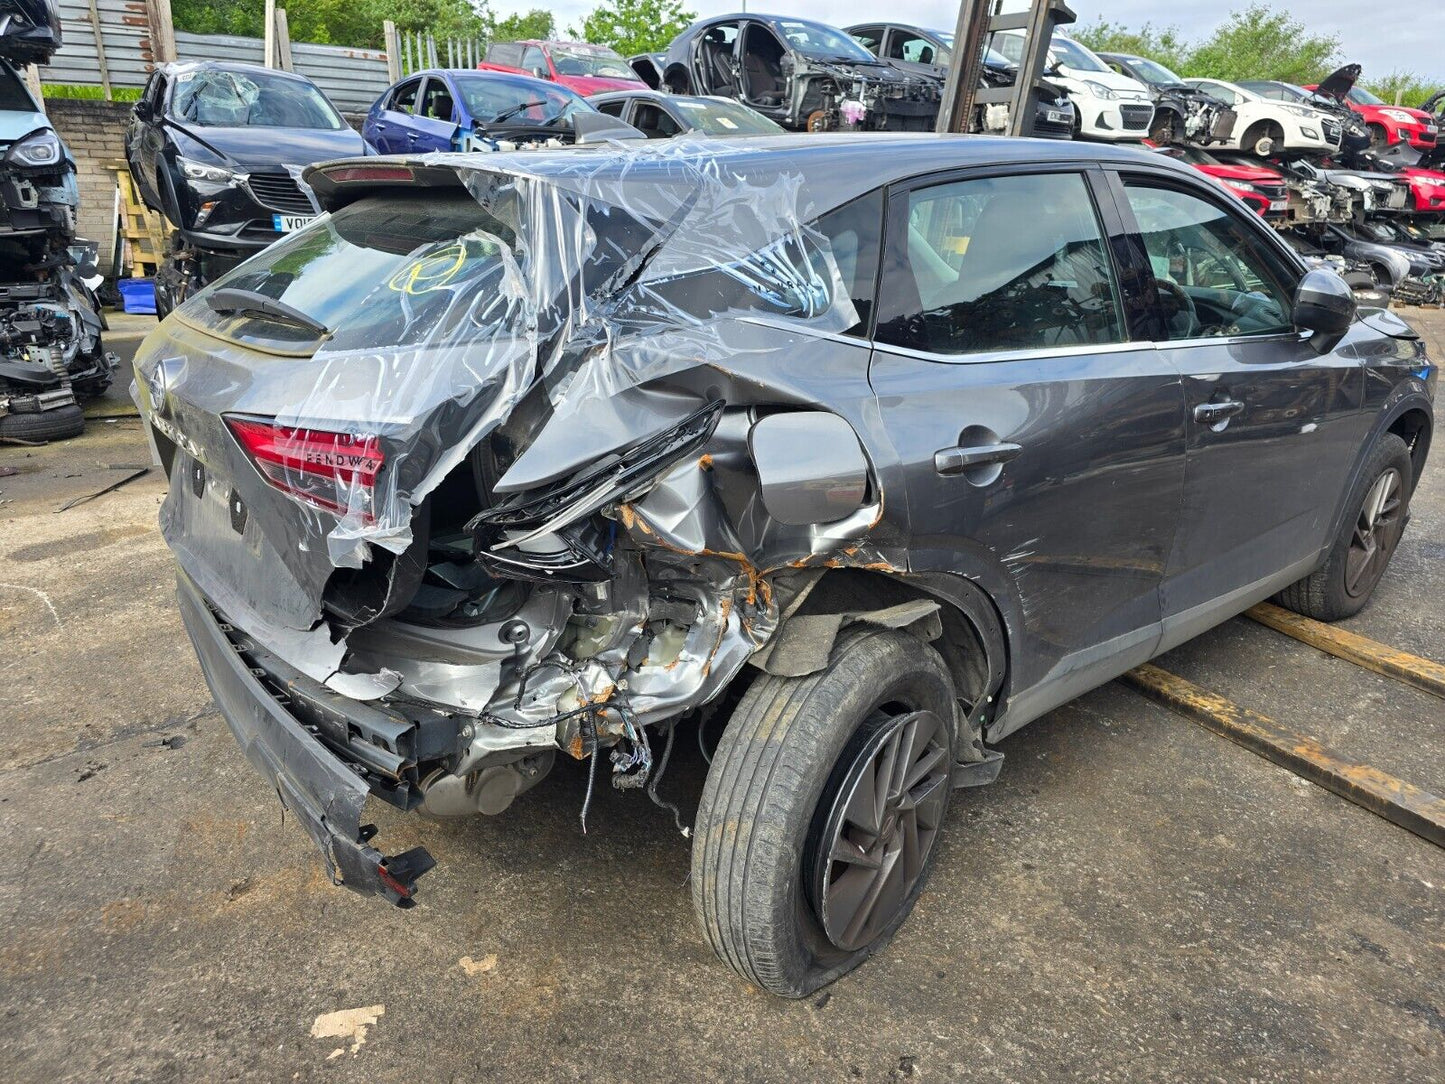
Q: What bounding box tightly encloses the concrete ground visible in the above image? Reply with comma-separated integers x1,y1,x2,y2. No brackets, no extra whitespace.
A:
1,310,1442,1084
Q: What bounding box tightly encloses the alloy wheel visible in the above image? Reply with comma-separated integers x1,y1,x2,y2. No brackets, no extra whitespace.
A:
812,710,951,952
1345,467,1404,598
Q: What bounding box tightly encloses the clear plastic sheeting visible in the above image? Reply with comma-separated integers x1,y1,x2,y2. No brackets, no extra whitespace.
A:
134,135,904,785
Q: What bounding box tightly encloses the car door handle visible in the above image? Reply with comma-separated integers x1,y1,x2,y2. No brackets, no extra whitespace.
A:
934,442,1023,475
1193,399,1245,424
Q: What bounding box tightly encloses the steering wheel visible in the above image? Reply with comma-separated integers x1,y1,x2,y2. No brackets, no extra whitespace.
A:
1155,278,1200,338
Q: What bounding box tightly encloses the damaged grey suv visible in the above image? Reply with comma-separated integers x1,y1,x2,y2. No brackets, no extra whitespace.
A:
134,135,1436,997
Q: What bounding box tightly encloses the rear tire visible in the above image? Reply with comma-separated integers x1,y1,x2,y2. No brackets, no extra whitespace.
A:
1274,433,1412,621
691,628,957,997
0,403,85,442
1242,120,1279,157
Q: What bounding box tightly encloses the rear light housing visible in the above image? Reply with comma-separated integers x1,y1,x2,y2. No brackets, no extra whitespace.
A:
317,164,416,185
226,416,383,521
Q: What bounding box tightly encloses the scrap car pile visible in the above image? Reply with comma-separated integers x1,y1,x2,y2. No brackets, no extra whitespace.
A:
1,1,114,442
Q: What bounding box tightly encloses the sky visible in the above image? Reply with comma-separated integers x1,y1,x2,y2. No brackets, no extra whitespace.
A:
505,0,1443,83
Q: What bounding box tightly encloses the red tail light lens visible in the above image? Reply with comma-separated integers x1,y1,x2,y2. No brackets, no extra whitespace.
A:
226,416,383,521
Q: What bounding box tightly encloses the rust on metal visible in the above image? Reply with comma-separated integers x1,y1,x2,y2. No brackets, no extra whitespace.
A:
1246,602,1445,702
1123,663,1445,849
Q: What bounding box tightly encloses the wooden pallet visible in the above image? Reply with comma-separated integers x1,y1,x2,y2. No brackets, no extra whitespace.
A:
104,160,167,278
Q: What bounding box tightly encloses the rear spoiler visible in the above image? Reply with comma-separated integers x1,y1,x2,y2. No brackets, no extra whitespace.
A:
303,160,470,213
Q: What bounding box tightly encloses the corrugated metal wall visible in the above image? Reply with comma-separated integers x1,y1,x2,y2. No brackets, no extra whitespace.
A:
46,3,393,111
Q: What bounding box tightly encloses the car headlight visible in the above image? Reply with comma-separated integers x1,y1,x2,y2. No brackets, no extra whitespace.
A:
5,129,63,167
1381,109,1418,125
176,156,239,185
1282,104,1314,118
1226,182,1259,195
1417,176,1445,188
1084,81,1118,101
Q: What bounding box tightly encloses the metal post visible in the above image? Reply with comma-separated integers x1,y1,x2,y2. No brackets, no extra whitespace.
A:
384,20,401,82
935,0,993,134
1007,0,1075,137
86,0,112,100
263,0,276,68
145,0,177,63
275,7,293,72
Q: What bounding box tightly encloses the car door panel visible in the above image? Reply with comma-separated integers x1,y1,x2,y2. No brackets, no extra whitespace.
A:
1107,172,1368,648
866,167,1188,740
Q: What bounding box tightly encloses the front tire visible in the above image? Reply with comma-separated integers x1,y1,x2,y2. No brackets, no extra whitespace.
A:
1275,433,1413,621
691,628,957,997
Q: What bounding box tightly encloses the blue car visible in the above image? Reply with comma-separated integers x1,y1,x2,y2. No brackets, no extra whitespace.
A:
363,68,622,153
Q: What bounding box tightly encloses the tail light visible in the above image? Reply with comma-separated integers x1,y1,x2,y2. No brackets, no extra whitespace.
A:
226,416,383,521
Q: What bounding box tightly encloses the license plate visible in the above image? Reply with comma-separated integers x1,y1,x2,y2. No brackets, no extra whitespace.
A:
1269,199,1289,212
1046,110,1068,123
272,214,315,233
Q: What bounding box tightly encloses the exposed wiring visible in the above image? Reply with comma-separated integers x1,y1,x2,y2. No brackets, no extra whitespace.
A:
647,723,690,839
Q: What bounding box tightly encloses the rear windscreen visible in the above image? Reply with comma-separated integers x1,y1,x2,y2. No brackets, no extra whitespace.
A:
180,193,518,350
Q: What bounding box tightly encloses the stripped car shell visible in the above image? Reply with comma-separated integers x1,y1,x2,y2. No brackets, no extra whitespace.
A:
133,139,990,904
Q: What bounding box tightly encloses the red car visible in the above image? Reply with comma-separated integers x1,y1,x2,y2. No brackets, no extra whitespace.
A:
1163,147,1290,219
1400,167,1445,213
1304,69,1438,152
478,40,644,95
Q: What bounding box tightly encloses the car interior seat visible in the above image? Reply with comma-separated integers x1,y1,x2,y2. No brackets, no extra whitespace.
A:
427,91,455,121
741,27,787,105
702,31,736,94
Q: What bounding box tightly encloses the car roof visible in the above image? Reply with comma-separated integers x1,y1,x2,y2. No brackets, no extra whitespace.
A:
316,133,1202,218
156,60,319,86
404,68,572,92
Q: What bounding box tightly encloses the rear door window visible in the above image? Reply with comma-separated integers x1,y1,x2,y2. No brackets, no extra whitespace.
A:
390,79,420,114
876,171,1125,355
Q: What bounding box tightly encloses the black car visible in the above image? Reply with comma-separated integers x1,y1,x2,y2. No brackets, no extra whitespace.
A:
125,61,368,317
1099,52,1237,146
134,136,1434,999
588,89,784,137
656,13,941,131
847,22,1075,139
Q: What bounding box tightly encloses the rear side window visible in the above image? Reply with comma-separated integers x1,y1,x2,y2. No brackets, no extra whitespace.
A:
488,43,523,67
876,171,1125,355
595,99,627,118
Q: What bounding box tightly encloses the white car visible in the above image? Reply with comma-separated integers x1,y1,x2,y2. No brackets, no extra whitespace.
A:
1183,78,1343,157
992,30,1155,141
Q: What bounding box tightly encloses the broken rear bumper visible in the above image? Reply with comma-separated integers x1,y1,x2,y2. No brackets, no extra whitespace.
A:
176,570,434,906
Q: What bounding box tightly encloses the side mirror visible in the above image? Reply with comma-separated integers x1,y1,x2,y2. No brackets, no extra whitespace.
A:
1293,268,1356,345
133,99,153,121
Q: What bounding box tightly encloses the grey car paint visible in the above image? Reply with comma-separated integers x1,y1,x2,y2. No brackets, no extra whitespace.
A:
132,134,1436,905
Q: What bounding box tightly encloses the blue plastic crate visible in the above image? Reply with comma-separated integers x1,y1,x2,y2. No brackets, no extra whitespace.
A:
118,278,157,315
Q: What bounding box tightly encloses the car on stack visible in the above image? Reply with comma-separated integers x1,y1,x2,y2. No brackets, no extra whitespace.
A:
1183,78,1343,157
125,61,368,317
587,89,784,138
1,4,113,441
654,13,942,132
846,22,1075,139
479,39,645,95
991,30,1155,141
1097,52,1236,146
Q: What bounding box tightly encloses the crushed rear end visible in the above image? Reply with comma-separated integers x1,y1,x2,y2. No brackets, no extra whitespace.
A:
134,146,930,903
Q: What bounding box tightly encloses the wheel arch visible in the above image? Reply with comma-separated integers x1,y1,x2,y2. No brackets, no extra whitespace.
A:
1325,392,1434,548
1387,403,1433,495
662,63,692,94
776,568,1010,754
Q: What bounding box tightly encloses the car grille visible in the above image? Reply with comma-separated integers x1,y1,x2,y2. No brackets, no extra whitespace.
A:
1257,183,1288,203
1120,104,1153,130
1322,119,1343,144
244,172,316,216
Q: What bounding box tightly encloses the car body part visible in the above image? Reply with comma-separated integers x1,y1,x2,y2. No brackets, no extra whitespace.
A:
588,89,785,139
364,68,643,158
1098,52,1236,147
659,14,942,133
480,40,646,96
991,30,1155,142
132,136,1435,994
126,60,368,314
846,23,1075,140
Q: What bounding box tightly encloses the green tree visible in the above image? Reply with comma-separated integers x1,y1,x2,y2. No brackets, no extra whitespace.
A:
571,0,695,57
1184,4,1339,85
1365,71,1438,110
171,0,490,49
490,8,555,42
1072,19,1189,74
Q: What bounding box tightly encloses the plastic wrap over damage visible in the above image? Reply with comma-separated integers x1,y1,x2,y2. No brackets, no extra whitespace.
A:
134,137,906,826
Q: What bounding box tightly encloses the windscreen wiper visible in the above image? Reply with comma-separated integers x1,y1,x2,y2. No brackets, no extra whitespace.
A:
205,288,330,337
490,100,547,125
